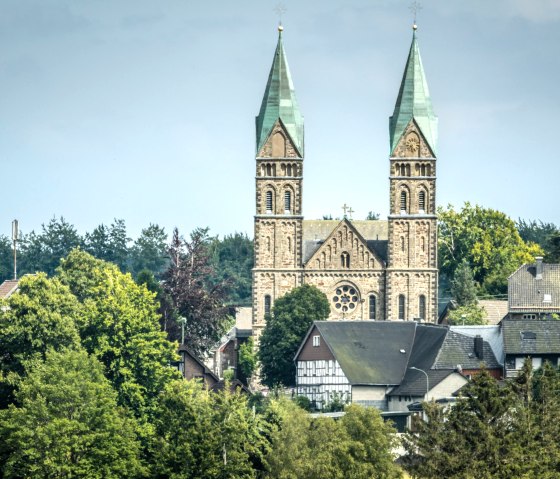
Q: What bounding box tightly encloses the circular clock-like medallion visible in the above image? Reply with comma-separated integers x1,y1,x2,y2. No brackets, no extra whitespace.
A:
332,286,359,313
406,136,420,153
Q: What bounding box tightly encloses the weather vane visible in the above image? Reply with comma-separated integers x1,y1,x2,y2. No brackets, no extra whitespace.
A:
409,1,422,29
274,2,287,29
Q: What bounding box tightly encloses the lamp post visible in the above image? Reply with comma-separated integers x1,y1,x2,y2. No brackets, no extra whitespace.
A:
409,366,429,401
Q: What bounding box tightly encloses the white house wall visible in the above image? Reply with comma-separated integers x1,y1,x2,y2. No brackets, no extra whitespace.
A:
352,385,388,410
296,359,351,410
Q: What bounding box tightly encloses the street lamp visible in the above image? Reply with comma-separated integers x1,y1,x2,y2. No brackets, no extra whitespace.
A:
409,366,429,401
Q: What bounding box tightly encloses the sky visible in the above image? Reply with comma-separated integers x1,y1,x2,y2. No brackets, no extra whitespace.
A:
1,0,559,241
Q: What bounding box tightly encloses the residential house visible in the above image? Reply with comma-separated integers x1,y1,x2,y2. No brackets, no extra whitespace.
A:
502,319,560,378
0,279,19,300
438,299,508,325
294,321,499,425
508,257,560,320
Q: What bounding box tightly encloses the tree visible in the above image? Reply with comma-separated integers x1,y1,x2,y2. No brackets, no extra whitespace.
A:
439,203,543,295
238,337,257,384
259,285,330,388
152,379,267,479
517,218,559,261
365,211,380,220
450,259,477,306
130,224,169,278
446,303,486,325
162,228,231,356
19,216,82,276
82,219,130,271
547,231,560,263
56,249,179,420
0,235,12,283
264,399,401,479
0,273,83,408
208,233,254,306
0,350,144,478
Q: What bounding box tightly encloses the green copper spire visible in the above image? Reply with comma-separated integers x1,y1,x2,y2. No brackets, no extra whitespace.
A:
389,29,438,155
256,27,304,156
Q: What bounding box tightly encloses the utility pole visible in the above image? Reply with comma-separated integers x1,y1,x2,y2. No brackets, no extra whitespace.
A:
12,220,18,280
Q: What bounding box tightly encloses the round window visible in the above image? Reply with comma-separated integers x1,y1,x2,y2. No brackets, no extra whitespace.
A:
332,286,359,312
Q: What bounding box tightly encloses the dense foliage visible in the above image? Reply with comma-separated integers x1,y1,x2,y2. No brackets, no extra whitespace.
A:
404,363,560,478
438,203,543,296
259,285,330,388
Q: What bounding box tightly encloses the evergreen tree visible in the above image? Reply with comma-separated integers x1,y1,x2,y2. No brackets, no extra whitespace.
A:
130,224,169,278
259,284,330,388
450,259,477,306
0,235,13,283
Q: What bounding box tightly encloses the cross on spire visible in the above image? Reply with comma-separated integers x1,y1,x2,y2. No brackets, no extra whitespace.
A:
347,207,354,220
342,203,349,217
409,1,422,28
274,3,287,28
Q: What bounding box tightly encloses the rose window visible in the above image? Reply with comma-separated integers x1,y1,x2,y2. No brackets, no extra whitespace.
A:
332,286,359,312
406,136,419,154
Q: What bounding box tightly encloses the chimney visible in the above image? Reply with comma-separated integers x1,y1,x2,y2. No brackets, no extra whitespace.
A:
536,256,543,280
474,335,484,360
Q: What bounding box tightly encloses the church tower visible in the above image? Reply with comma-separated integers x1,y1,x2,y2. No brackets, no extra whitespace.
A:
386,27,438,322
252,27,304,338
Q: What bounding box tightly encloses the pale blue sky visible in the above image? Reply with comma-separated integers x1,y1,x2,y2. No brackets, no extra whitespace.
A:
1,1,559,240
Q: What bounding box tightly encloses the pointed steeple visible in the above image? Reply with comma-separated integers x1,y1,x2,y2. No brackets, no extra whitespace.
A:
256,27,304,156
389,28,438,156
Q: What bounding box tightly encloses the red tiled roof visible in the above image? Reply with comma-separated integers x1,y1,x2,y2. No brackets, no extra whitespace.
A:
0,280,18,299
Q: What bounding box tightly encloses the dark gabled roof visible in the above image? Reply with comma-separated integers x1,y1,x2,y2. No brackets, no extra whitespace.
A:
178,345,220,382
210,379,251,395
502,320,560,355
433,330,501,370
388,369,455,397
508,262,560,311
314,321,417,385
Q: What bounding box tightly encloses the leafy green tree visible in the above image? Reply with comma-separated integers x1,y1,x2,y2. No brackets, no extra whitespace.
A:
163,228,231,356
209,233,254,306
450,259,477,306
19,216,82,276
439,203,543,295
0,273,82,407
366,211,380,220
0,235,12,282
152,379,266,479
446,303,487,325
130,224,169,278
238,337,257,384
0,350,144,479
57,249,179,420
259,284,330,388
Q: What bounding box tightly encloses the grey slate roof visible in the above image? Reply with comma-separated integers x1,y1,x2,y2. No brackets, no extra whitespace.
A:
450,325,504,365
502,320,560,355
301,220,389,264
508,262,560,312
433,330,500,370
314,321,416,385
478,300,508,324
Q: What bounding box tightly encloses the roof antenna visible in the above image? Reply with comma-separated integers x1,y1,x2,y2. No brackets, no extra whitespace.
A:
274,2,287,32
12,219,18,280
409,1,422,31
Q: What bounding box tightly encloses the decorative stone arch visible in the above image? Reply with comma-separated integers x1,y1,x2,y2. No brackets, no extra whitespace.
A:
264,184,276,214
398,184,410,213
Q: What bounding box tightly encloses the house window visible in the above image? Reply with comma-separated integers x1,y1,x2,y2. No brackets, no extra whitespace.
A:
264,295,271,315
284,190,291,213
266,191,273,213
419,295,426,320
369,295,376,320
418,190,426,212
398,295,406,320
312,335,320,347
400,191,407,213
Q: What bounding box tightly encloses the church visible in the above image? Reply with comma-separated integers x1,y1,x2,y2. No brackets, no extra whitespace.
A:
252,25,439,338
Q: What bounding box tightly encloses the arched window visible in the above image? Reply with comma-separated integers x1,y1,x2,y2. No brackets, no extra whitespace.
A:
264,295,271,315
284,190,291,213
406,164,411,176
420,164,426,176
266,164,272,176
398,295,406,320
266,191,273,213
272,132,286,157
400,191,407,213
341,252,350,268
419,295,426,320
418,190,426,212
369,295,376,320
286,164,292,176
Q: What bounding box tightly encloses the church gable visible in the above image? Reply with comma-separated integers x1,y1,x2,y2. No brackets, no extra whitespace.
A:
304,219,385,271
258,119,302,158
391,119,435,159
